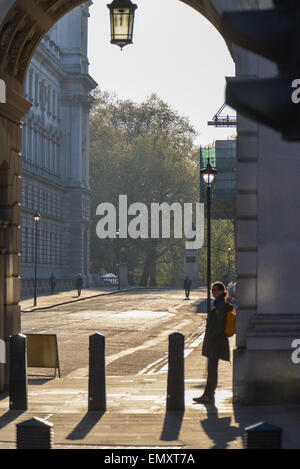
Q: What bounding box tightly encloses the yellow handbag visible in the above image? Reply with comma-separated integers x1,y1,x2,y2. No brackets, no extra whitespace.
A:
224,307,236,337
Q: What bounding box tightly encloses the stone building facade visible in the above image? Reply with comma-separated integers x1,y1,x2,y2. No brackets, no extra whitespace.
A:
200,140,236,219
20,2,97,296
214,140,236,202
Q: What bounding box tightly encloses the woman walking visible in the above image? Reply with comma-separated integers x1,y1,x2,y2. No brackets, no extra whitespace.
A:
193,281,234,404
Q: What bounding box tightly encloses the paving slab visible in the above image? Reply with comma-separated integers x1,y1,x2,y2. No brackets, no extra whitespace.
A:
2,340,299,450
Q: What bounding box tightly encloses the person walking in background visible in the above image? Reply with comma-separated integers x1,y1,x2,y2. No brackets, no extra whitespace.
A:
184,276,192,299
75,273,83,297
49,273,56,294
193,281,234,404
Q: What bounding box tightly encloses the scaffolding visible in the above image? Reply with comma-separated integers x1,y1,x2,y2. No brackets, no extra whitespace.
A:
207,103,237,127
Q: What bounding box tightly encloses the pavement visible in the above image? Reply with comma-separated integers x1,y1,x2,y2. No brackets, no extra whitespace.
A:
1,289,300,451
20,286,138,312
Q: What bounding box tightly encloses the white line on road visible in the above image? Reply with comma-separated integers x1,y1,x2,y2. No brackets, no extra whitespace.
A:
66,320,192,378
105,320,191,366
139,332,205,375
138,355,167,375
189,333,205,348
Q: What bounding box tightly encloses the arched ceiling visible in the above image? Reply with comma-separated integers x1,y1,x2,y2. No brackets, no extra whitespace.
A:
0,0,231,89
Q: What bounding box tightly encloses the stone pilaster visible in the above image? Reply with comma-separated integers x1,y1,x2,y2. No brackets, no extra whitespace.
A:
119,264,128,287
0,89,31,389
183,249,201,287
233,45,300,403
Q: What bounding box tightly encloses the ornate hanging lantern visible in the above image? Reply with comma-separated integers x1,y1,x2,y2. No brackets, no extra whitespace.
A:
107,0,138,50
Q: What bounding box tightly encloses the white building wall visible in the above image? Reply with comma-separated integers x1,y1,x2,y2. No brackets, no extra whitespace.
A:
21,3,97,296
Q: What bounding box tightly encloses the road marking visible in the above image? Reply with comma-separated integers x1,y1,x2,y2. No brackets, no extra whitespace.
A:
189,333,205,348
138,355,167,375
105,320,191,365
139,331,205,375
66,319,191,378
181,332,205,360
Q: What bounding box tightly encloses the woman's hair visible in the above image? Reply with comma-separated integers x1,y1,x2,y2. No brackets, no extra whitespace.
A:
211,281,229,301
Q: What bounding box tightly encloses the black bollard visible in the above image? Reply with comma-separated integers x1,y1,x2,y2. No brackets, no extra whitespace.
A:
9,334,27,411
88,333,106,412
166,332,185,412
244,422,282,449
16,417,53,449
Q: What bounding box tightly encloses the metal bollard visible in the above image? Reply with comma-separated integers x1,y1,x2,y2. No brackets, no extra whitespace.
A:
9,334,27,410
244,422,282,449
16,417,53,449
166,332,185,412
88,333,106,411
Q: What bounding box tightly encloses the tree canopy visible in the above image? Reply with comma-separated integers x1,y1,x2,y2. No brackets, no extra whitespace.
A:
89,89,236,286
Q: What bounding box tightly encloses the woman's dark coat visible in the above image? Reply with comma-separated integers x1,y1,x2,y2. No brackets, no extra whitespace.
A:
202,300,233,362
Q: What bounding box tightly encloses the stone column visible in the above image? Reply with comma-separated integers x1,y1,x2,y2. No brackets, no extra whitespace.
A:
183,249,201,288
232,46,260,403
233,44,300,403
119,264,128,287
0,88,31,390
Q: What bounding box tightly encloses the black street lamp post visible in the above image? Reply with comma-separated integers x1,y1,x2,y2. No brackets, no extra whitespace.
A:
33,212,41,307
116,229,120,290
200,158,218,315
228,246,232,282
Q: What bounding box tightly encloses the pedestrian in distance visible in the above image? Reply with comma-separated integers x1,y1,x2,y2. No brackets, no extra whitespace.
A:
49,273,56,294
184,275,192,300
75,273,83,297
193,281,234,405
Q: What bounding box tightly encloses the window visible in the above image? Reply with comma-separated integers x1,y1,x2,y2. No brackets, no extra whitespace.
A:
35,74,39,104
29,70,33,101
28,125,32,161
53,91,56,118
186,256,196,264
48,86,51,114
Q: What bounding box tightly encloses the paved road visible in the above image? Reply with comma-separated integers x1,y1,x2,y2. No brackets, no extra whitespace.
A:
21,288,207,379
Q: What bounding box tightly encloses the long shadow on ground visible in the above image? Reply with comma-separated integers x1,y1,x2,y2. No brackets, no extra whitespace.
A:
66,412,105,440
160,411,184,441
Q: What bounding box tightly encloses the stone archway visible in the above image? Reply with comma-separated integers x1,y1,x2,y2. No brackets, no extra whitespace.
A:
0,0,225,94
0,0,241,391
7,0,296,409
4,0,300,407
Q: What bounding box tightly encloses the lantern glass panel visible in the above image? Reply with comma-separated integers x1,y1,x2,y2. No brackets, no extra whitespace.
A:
203,173,215,185
111,8,133,47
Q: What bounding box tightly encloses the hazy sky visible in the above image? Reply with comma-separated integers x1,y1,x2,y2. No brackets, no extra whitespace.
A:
88,0,236,147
